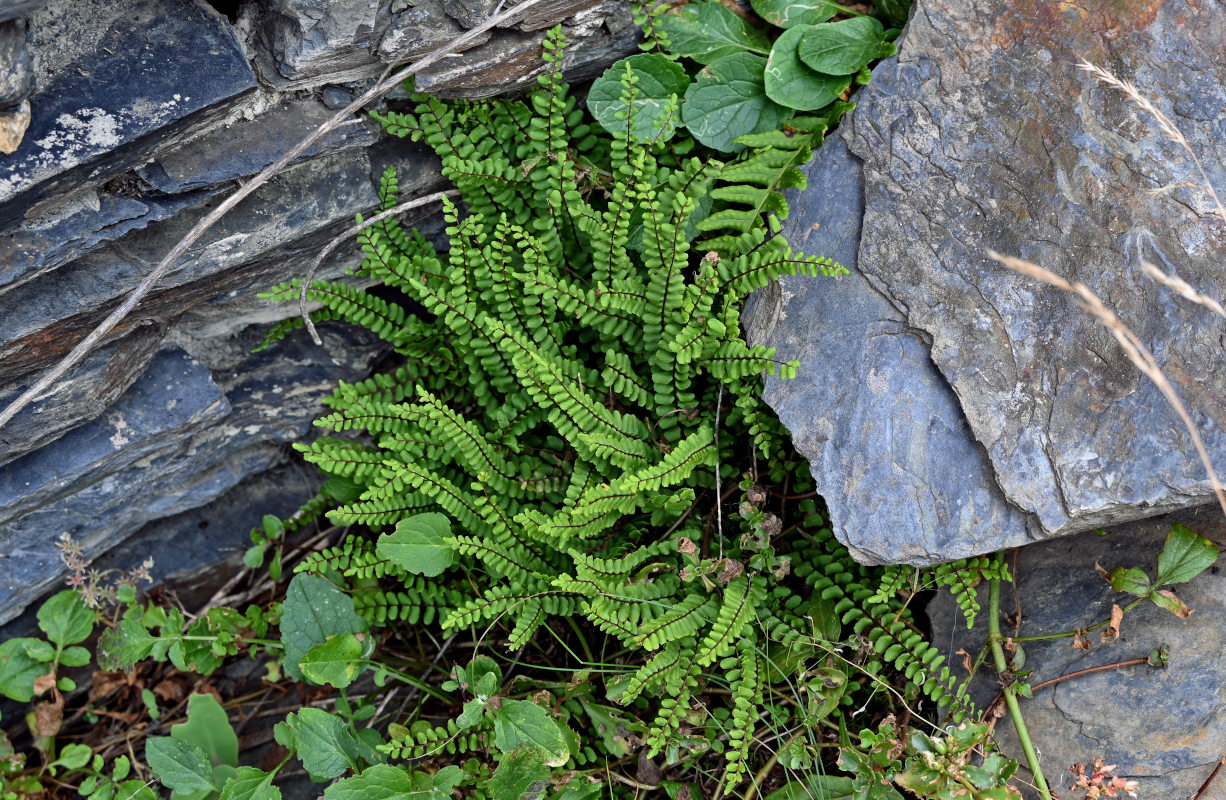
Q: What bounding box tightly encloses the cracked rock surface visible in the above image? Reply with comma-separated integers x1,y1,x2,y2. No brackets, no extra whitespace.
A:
929,507,1226,800
749,0,1226,563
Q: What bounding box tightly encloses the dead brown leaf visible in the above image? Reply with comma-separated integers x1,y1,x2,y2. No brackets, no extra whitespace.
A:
33,671,56,696
33,691,63,738
1073,629,1092,650
1101,604,1124,643
956,648,972,673
1157,589,1193,618
1095,562,1111,581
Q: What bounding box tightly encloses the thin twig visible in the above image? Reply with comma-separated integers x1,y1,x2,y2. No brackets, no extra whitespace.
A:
1192,756,1226,800
0,0,550,432
715,384,725,559
989,251,1226,519
298,188,459,344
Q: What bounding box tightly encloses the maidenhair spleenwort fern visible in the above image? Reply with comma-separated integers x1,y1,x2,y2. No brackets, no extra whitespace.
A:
261,28,970,793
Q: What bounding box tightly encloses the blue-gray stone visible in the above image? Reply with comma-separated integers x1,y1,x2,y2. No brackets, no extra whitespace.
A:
845,0,1226,543
929,508,1226,800
745,134,1031,564
0,0,257,215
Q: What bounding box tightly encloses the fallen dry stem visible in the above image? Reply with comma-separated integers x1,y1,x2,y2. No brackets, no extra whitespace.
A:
0,0,552,432
988,250,1226,519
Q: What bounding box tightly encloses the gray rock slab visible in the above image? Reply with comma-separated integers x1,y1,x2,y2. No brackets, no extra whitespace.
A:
378,0,489,63
845,0,1226,542
0,19,32,107
253,0,383,83
135,99,377,194
0,148,379,383
0,186,217,296
745,135,1031,564
929,507,1226,800
0,321,167,467
0,348,227,528
0,0,257,214
0,0,46,24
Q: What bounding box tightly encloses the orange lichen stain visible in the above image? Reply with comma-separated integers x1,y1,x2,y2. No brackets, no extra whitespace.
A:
990,0,1164,50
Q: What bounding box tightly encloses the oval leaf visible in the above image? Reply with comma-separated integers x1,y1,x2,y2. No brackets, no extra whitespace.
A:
377,513,455,578
1156,523,1220,586
492,699,570,767
588,54,690,141
300,634,365,689
764,26,853,111
145,738,217,795
656,1,770,64
750,0,837,28
797,16,886,76
37,590,95,647
280,574,367,681
682,52,792,152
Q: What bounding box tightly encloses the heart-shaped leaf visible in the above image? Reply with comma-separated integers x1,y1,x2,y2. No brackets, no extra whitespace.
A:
1156,524,1219,586
656,1,770,64
798,16,888,76
765,26,852,111
682,52,792,152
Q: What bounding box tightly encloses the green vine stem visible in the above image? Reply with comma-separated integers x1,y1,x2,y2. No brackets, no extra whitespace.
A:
988,552,1053,800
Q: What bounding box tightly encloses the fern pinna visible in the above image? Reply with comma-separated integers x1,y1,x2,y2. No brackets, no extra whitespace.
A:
261,28,961,791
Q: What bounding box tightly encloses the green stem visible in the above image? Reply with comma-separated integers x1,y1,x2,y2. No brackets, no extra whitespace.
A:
988,553,1052,800
1012,596,1146,642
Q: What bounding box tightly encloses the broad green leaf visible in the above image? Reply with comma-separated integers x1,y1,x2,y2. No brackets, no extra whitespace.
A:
172,694,238,768
97,618,157,671
682,52,792,153
490,748,550,800
797,16,889,76
1156,524,1219,586
300,633,366,688
376,513,455,578
588,54,690,141
277,707,361,781
115,780,159,800
59,645,91,668
764,26,853,111
22,638,54,662
218,767,282,800
750,0,837,28
0,637,49,702
578,699,631,756
50,742,94,771
280,574,366,680
765,775,887,800
1150,589,1192,618
656,1,770,64
324,764,465,800
1108,566,1152,597
145,738,217,795
37,590,96,646
491,700,570,767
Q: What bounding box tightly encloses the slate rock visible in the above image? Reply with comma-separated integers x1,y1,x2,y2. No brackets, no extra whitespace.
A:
929,507,1226,800
0,0,257,215
0,0,47,24
0,320,166,466
253,0,383,83
0,148,380,383
0,185,217,296
0,19,32,107
135,98,376,194
845,0,1226,543
320,84,353,110
378,0,489,64
440,0,497,28
744,134,1031,564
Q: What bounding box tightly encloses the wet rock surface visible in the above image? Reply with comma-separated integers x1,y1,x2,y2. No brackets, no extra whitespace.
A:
0,0,636,623
750,0,1226,563
929,507,1226,800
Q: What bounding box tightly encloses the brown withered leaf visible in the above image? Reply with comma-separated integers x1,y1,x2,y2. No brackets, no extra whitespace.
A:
956,648,972,673
715,558,744,585
1095,562,1111,581
677,537,698,555
33,671,57,696
1156,589,1192,618
1073,629,1092,650
154,678,188,702
33,692,64,738
1101,604,1124,643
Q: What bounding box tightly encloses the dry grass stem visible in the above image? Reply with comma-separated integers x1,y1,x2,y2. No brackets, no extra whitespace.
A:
988,250,1226,519
1140,261,1226,319
1078,59,1226,228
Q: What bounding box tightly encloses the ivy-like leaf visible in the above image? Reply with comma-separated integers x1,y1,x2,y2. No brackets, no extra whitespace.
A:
1107,567,1151,597
275,707,362,781
37,590,95,646
750,0,837,28
300,634,367,689
280,574,367,681
588,54,690,141
490,748,551,800
491,700,570,767
324,764,465,800
764,26,852,111
96,619,158,671
0,638,50,702
655,1,770,64
218,767,282,800
172,693,239,768
797,16,890,76
377,513,455,578
1156,524,1219,586
682,52,792,152
145,738,217,795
